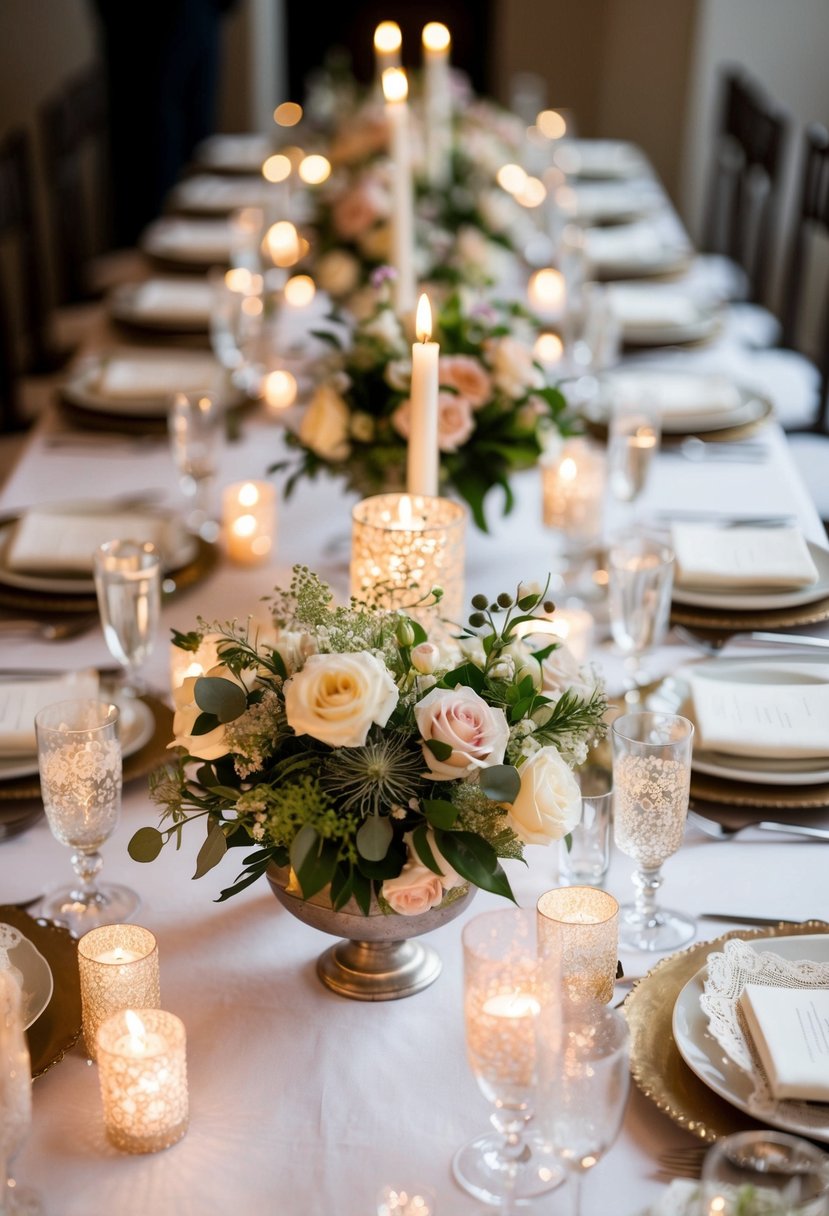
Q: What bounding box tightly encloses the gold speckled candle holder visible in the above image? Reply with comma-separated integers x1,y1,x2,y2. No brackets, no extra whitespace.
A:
78,924,160,1060
96,1008,188,1154
537,886,619,1004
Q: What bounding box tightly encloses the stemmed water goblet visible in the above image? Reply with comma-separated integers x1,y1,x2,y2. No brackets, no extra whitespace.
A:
0,973,41,1215
611,710,695,952
35,698,139,936
453,907,562,1212
607,531,674,701
536,1001,630,1216
208,266,265,394
607,393,660,517
93,539,161,698
168,389,224,541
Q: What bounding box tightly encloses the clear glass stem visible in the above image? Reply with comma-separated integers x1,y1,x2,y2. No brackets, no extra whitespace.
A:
632,865,663,927
70,849,104,905
490,1110,531,1216
568,1166,583,1216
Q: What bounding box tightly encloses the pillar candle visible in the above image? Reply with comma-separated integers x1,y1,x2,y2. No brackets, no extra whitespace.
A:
382,67,416,319
407,294,439,497
422,22,452,189
222,480,277,565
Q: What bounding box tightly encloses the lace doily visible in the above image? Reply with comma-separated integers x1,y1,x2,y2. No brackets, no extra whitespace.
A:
701,938,829,1129
0,923,24,995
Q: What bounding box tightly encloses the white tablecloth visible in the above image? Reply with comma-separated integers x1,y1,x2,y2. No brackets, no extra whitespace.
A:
3,398,829,1216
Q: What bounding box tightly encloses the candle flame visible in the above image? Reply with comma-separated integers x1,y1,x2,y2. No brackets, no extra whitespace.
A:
238,482,260,508
496,162,528,196
422,21,450,52
298,154,331,185
374,20,402,53
266,220,301,268
125,1009,147,1051
233,514,258,538
415,293,432,342
264,369,298,410
560,457,577,482
398,495,413,527
113,947,125,963
284,274,315,307
382,66,408,104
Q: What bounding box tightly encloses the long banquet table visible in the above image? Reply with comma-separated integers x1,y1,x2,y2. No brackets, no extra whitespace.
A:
3,385,829,1214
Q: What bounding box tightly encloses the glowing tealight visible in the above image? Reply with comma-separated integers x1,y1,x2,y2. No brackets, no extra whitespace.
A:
266,220,301,267
263,369,298,412
496,162,528,196
534,331,564,367
222,480,277,565
298,154,331,185
529,267,566,317
284,274,316,307
262,153,292,183
537,109,567,140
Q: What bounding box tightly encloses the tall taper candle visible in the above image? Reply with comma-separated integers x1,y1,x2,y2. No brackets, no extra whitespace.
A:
422,22,452,189
407,293,439,497
382,67,417,319
374,20,402,79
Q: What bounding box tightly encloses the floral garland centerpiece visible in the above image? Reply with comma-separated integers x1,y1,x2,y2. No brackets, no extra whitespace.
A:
129,568,606,916
272,284,573,530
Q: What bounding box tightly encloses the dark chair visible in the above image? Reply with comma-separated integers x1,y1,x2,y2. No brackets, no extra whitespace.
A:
702,66,789,307
0,128,59,431
40,63,111,306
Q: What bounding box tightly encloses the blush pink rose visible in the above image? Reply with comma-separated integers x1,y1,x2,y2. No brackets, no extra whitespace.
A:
392,391,475,453
414,685,509,780
332,179,388,239
381,863,445,915
438,355,492,409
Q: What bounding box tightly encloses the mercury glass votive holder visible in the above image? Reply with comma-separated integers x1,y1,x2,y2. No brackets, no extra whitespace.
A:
350,493,466,626
541,437,606,545
78,925,160,1061
97,1008,188,1154
537,887,619,1004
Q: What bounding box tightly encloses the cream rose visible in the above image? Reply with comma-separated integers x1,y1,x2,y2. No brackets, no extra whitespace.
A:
507,747,581,846
487,336,544,399
299,383,351,462
541,644,596,702
380,862,445,916
284,651,399,748
411,642,441,675
393,391,475,453
169,662,249,760
315,249,360,299
438,355,492,409
415,685,509,780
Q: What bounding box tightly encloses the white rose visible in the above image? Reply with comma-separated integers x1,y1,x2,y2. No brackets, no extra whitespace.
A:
284,651,399,748
488,336,544,399
540,644,596,702
169,662,249,760
507,747,581,846
361,306,405,351
503,640,542,691
269,630,318,675
299,383,351,462
315,249,360,299
415,685,509,781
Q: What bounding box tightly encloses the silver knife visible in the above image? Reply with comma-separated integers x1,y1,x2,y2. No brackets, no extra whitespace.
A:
698,913,822,926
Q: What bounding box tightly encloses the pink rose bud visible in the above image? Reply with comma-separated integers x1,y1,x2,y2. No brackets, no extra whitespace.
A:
411,642,440,675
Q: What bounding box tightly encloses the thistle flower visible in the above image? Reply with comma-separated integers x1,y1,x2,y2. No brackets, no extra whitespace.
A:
320,730,425,819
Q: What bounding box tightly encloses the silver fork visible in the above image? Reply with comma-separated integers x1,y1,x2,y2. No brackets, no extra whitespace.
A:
687,809,829,842
667,438,768,463
674,625,829,656
658,1145,708,1179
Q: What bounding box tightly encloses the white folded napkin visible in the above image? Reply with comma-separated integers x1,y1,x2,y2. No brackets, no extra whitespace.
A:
132,280,214,318
7,509,184,574
689,666,829,759
585,223,668,266
199,134,272,169
606,371,739,419
0,669,99,755
98,354,220,399
175,175,265,210
740,983,829,1101
672,524,819,589
606,287,702,330
148,219,233,259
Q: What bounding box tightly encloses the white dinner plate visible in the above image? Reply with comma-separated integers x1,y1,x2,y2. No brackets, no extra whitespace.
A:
673,542,829,611
590,372,771,435
672,934,829,1144
606,287,722,346
584,226,692,280
647,657,829,785
193,133,274,174
109,280,212,332
0,694,156,783
61,352,239,418
0,516,197,595
552,139,648,179
1,928,53,1030
140,218,234,267
556,181,659,226
169,174,267,215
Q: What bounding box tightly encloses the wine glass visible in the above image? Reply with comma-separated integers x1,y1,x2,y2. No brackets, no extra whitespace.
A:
536,1001,629,1216
453,907,562,1211
93,539,161,698
35,698,139,935
611,710,694,952
208,266,265,394
168,389,224,540
699,1131,829,1215
607,394,660,512
607,531,674,700
0,973,41,1215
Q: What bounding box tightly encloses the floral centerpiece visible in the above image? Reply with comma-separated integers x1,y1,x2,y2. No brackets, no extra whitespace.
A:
129,568,606,917
272,286,573,530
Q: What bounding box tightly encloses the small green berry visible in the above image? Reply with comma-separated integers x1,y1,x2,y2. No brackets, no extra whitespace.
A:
489,603,500,614
497,592,513,608
543,600,556,614
468,612,486,628
471,593,488,610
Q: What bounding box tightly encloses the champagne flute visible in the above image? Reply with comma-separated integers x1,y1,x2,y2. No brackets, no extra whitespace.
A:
612,711,694,952
608,531,674,699
93,539,161,698
536,1001,630,1216
699,1131,829,1215
607,394,660,511
35,698,138,936
168,389,223,541
0,974,40,1215
453,907,562,1212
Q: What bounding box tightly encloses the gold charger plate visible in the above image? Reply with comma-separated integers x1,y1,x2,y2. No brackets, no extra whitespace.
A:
585,393,773,443
0,536,218,615
0,906,82,1078
690,770,829,810
670,587,829,632
0,694,173,803
625,920,829,1142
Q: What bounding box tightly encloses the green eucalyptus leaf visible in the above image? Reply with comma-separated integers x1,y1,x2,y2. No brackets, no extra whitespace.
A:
295,837,339,900
479,765,521,804
289,823,319,873
423,798,460,829
215,865,268,902
192,823,227,879
128,826,164,863
352,869,372,915
194,676,248,723
441,662,485,693
425,738,453,762
517,593,540,611
411,823,443,875
433,829,516,903
356,813,393,862
190,711,220,736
